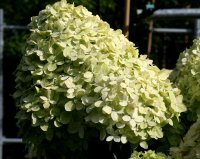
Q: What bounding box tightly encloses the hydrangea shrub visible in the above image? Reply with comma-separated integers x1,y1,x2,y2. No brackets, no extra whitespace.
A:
129,150,171,159
170,117,200,159
170,38,200,114
14,0,186,157
169,38,200,159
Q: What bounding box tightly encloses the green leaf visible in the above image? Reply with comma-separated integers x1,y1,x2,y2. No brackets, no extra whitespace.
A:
100,129,106,140
60,112,71,124
46,128,54,141
78,126,84,138
68,123,79,134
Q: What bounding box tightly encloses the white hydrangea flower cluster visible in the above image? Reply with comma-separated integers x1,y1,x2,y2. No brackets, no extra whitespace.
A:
14,0,186,148
129,150,171,159
170,38,200,112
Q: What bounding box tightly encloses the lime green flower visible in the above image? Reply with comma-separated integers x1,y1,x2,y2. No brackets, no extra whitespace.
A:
170,38,200,114
129,150,171,159
14,0,186,155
